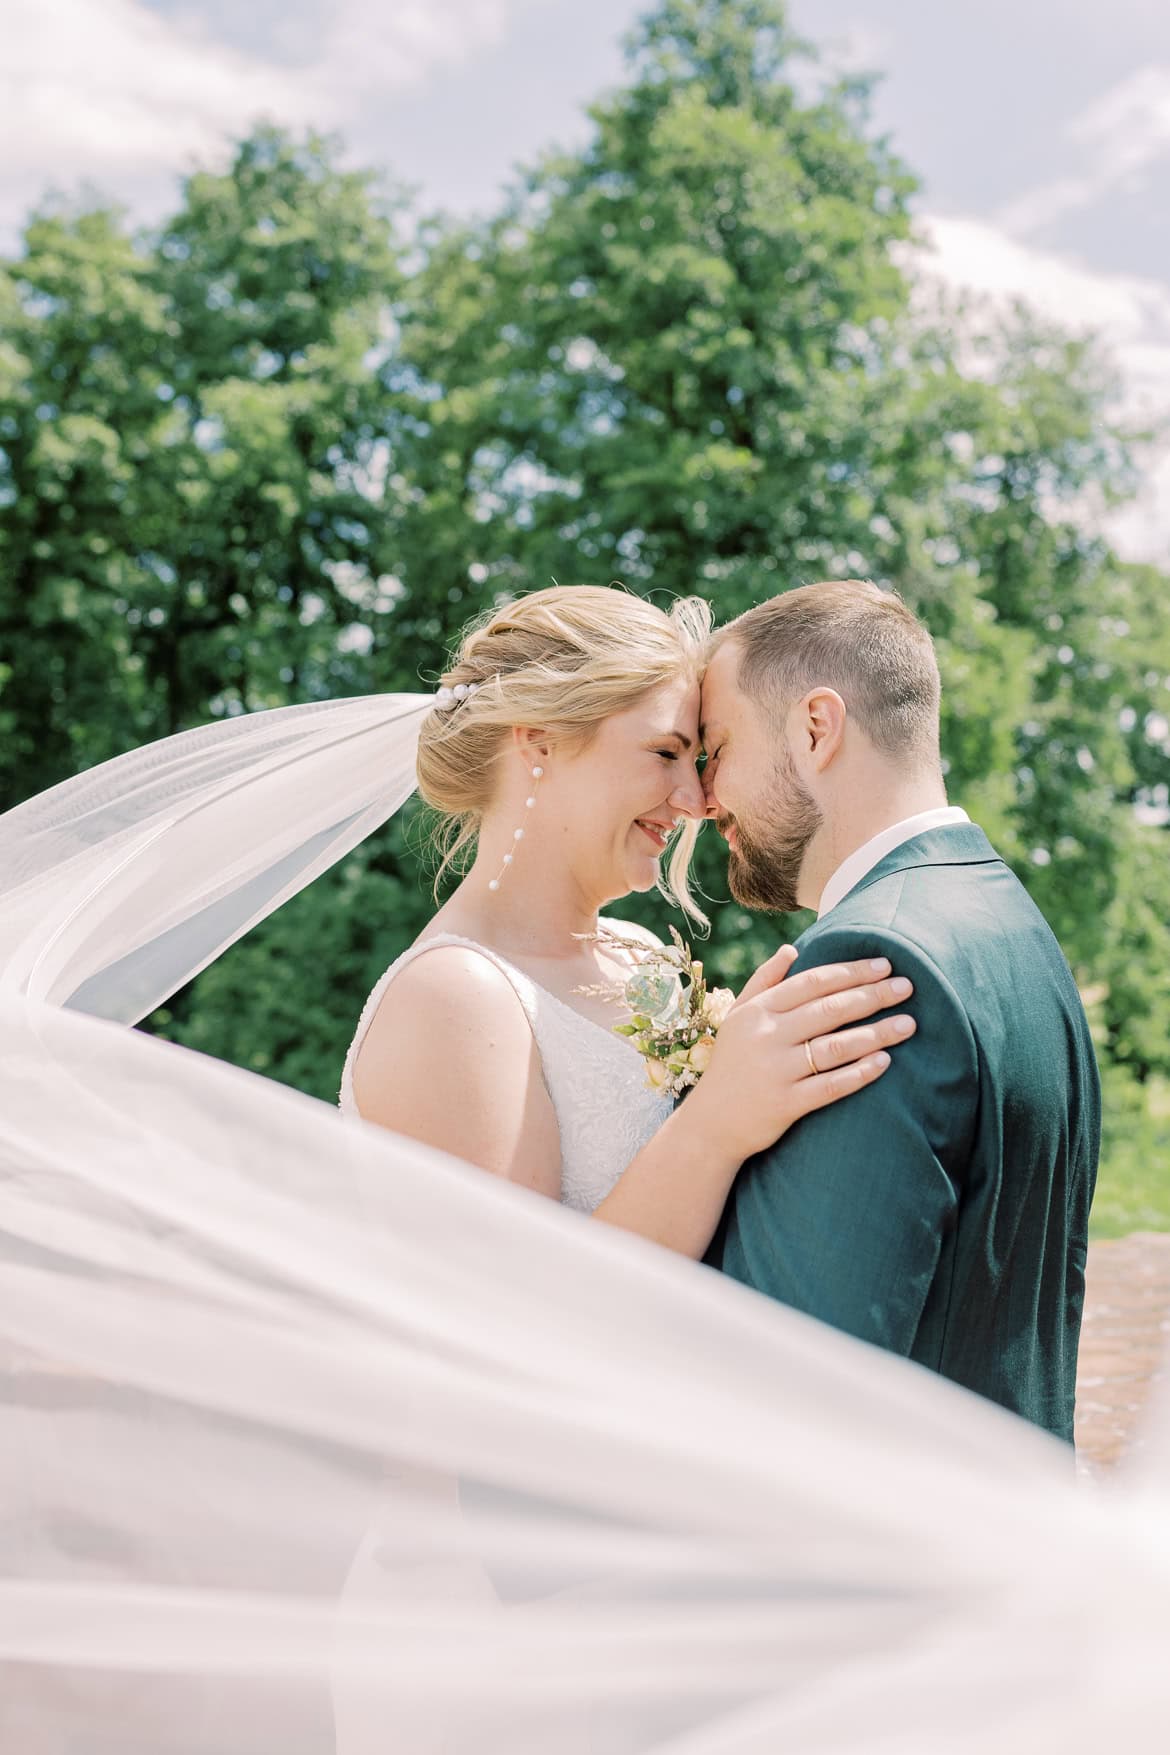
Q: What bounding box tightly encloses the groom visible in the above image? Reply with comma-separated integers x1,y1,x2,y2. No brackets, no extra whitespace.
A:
700,581,1099,1444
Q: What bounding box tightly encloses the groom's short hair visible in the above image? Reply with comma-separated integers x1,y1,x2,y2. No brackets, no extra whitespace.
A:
718,581,942,770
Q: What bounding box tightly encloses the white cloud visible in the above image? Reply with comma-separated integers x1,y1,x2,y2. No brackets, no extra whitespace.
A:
0,0,529,232
813,22,895,78
0,0,306,222
995,177,1107,241
318,1,516,98
996,65,1170,237
917,214,1170,565
919,215,1170,342
1072,64,1170,179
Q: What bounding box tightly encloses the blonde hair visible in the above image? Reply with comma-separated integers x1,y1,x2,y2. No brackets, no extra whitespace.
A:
717,581,942,771
417,584,712,920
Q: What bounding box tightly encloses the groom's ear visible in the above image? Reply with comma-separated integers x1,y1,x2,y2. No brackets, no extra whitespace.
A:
799,688,847,772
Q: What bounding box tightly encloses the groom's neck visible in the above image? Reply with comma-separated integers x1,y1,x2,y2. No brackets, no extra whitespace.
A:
800,773,949,912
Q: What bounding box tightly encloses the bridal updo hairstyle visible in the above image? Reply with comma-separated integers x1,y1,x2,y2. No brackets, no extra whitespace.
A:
417,584,712,918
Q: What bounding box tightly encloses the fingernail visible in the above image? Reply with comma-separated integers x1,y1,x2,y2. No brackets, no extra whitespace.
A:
870,958,891,973
873,1051,891,1069
893,1015,915,1035
889,977,913,998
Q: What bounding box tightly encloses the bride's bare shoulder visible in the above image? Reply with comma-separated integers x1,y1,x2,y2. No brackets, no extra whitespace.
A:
353,941,532,1088
350,940,556,1184
368,939,527,1023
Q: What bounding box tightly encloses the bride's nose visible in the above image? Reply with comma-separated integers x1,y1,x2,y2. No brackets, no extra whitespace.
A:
669,765,707,820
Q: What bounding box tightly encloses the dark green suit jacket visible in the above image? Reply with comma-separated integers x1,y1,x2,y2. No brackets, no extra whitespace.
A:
704,824,1100,1443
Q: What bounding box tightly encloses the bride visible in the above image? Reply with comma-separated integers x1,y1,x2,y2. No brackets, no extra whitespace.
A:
341,585,914,1244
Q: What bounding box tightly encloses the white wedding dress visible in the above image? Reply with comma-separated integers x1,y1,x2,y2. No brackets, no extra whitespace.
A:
2,691,1170,1754
338,926,674,1211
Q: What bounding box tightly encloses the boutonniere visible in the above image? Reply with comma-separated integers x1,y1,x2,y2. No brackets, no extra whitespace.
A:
575,925,736,1098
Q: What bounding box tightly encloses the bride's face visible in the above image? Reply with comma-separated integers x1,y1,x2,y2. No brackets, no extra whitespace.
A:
550,675,705,901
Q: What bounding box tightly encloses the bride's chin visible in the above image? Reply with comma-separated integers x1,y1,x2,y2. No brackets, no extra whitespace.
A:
626,860,659,894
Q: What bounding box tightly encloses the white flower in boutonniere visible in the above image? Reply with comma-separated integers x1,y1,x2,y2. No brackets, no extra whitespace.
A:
574,925,737,1099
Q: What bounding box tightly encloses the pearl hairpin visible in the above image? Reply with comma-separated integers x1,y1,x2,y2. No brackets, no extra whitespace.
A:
488,764,544,893
433,681,478,711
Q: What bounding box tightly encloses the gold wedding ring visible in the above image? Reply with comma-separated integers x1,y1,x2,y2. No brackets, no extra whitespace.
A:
804,1038,818,1078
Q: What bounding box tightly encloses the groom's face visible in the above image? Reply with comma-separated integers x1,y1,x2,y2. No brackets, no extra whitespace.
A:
700,641,823,914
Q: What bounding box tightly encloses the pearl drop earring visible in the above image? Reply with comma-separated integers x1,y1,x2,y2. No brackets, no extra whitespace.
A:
487,764,544,892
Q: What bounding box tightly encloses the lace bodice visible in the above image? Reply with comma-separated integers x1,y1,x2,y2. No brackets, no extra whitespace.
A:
337,925,674,1213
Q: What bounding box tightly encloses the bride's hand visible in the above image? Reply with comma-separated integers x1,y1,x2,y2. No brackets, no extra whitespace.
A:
688,950,916,1162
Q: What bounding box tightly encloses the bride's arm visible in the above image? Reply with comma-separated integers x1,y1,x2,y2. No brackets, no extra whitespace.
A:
353,945,915,1260
591,948,915,1256
351,947,563,1199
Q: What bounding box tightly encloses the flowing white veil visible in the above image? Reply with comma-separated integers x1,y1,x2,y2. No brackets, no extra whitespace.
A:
1,694,1167,1753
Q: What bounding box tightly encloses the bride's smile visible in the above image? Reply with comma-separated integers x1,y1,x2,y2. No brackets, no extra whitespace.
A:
634,817,674,852
536,671,706,904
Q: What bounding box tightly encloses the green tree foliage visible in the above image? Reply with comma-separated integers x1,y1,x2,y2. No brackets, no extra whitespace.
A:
0,128,401,808
388,0,918,624
3,1,1169,1161
0,207,174,791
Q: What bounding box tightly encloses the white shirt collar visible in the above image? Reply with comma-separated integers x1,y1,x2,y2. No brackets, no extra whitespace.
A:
816,807,970,919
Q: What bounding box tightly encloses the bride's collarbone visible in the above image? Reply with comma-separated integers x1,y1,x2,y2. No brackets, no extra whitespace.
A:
411,927,636,1033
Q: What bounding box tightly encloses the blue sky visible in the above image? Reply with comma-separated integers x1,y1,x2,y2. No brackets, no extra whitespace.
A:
3,0,1168,561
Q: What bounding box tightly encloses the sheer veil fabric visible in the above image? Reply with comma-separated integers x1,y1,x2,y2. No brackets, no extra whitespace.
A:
0,695,1167,1752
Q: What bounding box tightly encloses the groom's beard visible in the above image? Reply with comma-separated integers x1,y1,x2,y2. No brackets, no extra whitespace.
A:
722,753,822,914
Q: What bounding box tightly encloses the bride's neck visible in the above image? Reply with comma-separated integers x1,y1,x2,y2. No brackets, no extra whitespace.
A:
440,838,603,960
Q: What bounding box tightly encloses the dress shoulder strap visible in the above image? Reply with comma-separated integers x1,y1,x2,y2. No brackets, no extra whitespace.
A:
381,933,540,1022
